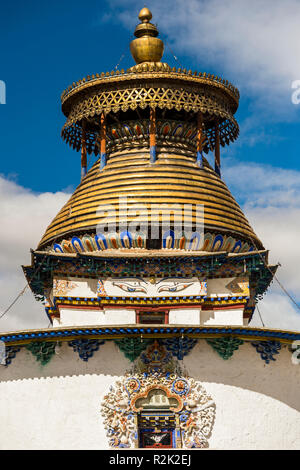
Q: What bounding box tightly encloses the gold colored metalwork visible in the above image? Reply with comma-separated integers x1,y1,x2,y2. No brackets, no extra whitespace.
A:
130,8,164,65
38,147,262,248
35,8,264,253
59,10,239,156
61,68,239,105
61,82,238,154
97,119,236,156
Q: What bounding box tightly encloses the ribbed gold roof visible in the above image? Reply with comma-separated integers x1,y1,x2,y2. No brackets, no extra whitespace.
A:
38,147,262,250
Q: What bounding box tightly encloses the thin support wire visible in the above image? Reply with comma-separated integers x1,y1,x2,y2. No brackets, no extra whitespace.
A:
248,234,300,312
0,231,63,322
0,285,28,320
256,305,265,327
161,35,184,69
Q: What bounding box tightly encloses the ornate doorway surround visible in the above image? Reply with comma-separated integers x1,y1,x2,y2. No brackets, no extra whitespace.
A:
101,341,215,448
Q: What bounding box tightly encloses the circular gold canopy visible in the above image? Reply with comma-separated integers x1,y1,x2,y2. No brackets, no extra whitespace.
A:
38,147,262,251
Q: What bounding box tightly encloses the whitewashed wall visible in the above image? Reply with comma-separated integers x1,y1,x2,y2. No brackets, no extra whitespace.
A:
0,340,299,449
55,307,245,327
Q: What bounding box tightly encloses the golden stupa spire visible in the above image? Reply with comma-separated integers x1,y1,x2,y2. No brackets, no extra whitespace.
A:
130,7,169,71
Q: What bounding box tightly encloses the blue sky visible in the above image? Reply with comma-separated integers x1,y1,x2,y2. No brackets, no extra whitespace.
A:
0,0,299,192
0,0,300,331
0,0,141,192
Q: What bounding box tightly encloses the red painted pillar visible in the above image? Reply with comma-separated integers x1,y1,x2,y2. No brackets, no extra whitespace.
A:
149,107,156,163
100,112,107,170
81,121,87,180
214,118,221,177
196,111,204,168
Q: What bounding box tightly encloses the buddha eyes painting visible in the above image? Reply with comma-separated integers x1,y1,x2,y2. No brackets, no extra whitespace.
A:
103,278,207,297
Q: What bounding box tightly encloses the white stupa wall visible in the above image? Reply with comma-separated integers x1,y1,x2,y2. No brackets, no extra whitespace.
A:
54,307,245,327
57,308,136,326
201,308,244,325
53,307,245,328
50,275,250,327
0,340,299,450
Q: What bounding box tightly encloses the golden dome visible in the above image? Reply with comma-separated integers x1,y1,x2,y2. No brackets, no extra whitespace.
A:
38,144,262,252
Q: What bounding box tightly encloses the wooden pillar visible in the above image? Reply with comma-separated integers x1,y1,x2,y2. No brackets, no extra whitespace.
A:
100,112,107,170
196,111,204,168
134,414,139,448
149,107,156,163
81,121,87,180
214,118,221,177
175,415,182,448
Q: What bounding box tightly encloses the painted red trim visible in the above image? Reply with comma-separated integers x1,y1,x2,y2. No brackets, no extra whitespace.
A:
57,302,245,312
56,304,101,311
135,306,170,312
202,303,245,311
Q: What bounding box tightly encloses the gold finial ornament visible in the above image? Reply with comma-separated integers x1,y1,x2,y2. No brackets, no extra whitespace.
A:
138,7,152,22
130,7,164,65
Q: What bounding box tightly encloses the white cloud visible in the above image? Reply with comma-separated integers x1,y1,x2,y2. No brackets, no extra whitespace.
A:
246,203,300,329
246,206,300,295
250,289,300,331
223,158,300,208
0,175,70,332
222,159,300,329
109,0,300,118
222,159,300,296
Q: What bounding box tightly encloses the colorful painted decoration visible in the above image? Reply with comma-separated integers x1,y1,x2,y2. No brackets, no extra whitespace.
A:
233,240,242,253
104,276,205,298
53,278,78,297
26,341,56,366
27,249,272,305
3,346,21,366
97,279,106,296
251,341,281,364
162,230,175,249
172,123,183,137
94,233,107,250
163,337,198,360
120,231,132,249
188,232,203,251
114,338,152,362
134,123,143,136
212,234,224,251
134,231,146,249
49,231,253,254
106,119,198,149
123,124,133,136
206,337,244,360
185,126,194,139
68,339,105,361
223,236,236,252
225,277,249,295
161,122,171,135
61,240,74,253
82,235,97,252
71,237,84,253
53,243,63,253
171,378,190,395
101,342,216,449
140,340,172,369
